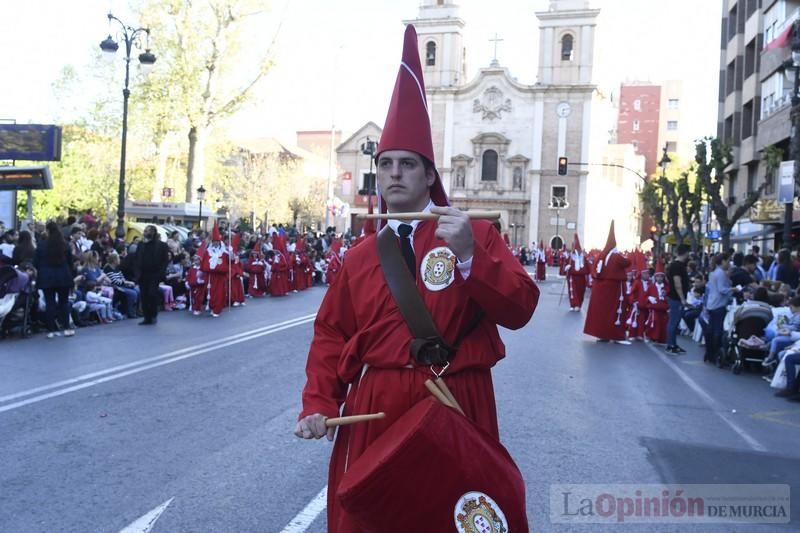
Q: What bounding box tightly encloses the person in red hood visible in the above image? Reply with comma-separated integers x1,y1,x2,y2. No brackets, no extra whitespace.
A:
294,25,538,533
583,221,631,342
200,221,230,317
565,234,589,311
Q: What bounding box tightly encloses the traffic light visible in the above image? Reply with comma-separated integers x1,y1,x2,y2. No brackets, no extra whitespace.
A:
649,225,657,242
557,157,568,175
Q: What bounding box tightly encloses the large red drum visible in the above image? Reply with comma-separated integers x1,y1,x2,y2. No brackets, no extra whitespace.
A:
336,397,529,532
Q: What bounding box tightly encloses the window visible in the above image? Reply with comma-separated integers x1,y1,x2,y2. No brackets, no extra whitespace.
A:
667,121,678,130
632,120,640,132
481,150,498,181
666,141,677,152
668,98,679,110
633,99,641,111
425,41,436,66
551,185,567,205
561,34,574,61
747,162,758,193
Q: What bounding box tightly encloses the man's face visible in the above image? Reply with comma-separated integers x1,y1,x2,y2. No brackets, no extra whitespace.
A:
745,263,756,273
143,226,156,241
377,150,435,212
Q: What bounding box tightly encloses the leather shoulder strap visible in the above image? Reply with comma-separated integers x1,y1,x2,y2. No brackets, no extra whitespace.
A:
377,226,441,341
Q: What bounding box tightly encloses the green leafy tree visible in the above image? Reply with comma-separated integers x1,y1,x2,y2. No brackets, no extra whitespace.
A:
695,137,768,250
136,0,278,203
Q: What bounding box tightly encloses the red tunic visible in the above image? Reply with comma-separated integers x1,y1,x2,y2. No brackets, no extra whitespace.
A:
626,279,651,339
246,259,267,297
326,251,342,286
185,266,206,312
535,253,546,281
299,220,539,533
584,252,631,340
566,254,589,308
288,252,298,292
201,244,230,315
645,281,670,343
230,260,245,304
294,253,309,291
269,253,289,297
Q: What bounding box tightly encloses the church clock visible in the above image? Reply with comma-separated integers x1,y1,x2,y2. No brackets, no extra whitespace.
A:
556,102,571,118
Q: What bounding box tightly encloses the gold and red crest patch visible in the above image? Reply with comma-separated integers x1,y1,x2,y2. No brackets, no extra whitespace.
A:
420,246,456,292
454,491,508,533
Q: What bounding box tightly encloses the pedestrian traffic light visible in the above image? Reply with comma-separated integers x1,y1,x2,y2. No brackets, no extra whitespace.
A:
557,157,568,176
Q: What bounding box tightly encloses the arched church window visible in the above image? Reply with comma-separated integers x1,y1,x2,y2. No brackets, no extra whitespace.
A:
561,34,574,61
481,150,498,181
426,41,436,66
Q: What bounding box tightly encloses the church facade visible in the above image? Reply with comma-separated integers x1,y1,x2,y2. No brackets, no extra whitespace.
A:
407,0,601,249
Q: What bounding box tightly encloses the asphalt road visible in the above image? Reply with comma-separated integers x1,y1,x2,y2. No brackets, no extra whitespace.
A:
1,270,798,532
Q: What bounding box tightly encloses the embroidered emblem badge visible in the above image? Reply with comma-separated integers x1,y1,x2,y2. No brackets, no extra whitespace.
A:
454,492,508,533
420,246,456,292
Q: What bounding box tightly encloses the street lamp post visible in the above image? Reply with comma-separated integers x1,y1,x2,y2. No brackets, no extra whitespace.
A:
360,137,379,227
549,196,567,249
657,144,671,258
784,23,800,249
197,185,206,233
100,13,156,240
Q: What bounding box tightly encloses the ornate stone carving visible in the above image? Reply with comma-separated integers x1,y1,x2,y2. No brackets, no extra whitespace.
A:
472,86,512,120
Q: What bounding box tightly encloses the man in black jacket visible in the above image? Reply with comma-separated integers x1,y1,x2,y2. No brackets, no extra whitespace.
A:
134,225,169,325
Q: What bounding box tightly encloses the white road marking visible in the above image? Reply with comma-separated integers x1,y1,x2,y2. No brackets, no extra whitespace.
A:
0,314,316,414
119,497,174,533
644,342,767,452
280,485,327,533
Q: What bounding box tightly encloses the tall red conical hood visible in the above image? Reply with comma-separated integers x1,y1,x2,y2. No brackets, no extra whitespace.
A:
539,240,544,249
375,24,449,227
211,220,221,242
231,233,241,251
573,233,583,253
251,240,262,256
601,220,617,259
655,257,665,274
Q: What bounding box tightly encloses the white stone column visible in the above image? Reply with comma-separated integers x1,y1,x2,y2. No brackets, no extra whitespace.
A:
577,97,592,241
542,28,554,84
528,98,545,245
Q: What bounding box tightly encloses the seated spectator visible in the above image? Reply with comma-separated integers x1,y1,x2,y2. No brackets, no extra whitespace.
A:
84,280,114,323
762,296,800,366
683,276,705,332
103,252,140,319
0,229,18,265
774,349,800,400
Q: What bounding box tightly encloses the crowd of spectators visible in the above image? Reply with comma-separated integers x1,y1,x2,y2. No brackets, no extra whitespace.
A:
648,244,800,402
0,213,350,340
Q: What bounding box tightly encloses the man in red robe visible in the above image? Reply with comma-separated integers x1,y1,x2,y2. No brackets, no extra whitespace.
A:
246,241,268,297
584,221,631,342
645,260,670,344
627,268,652,340
325,240,343,286
566,234,589,311
200,221,229,317
294,25,539,533
269,235,290,297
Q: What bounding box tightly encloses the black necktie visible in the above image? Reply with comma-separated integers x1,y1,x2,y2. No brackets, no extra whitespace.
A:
397,223,416,280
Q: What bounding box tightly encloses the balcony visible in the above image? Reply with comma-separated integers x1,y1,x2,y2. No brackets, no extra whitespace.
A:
756,102,792,150
763,7,800,51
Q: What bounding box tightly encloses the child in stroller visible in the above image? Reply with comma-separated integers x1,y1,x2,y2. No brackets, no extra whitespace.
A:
0,263,37,338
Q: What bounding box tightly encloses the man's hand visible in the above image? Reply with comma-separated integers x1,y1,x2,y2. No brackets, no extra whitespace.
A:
430,206,474,262
294,413,335,441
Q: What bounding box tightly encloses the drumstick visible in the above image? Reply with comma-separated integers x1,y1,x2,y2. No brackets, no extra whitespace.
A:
434,378,466,417
357,211,500,221
424,379,456,409
325,412,386,427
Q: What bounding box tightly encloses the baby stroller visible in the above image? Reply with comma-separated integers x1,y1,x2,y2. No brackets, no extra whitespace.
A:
725,304,773,375
0,266,35,339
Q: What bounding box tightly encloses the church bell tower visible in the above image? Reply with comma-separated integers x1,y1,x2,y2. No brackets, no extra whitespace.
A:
536,0,600,86
405,0,466,88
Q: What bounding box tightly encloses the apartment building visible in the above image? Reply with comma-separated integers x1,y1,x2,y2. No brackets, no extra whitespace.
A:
717,0,799,243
